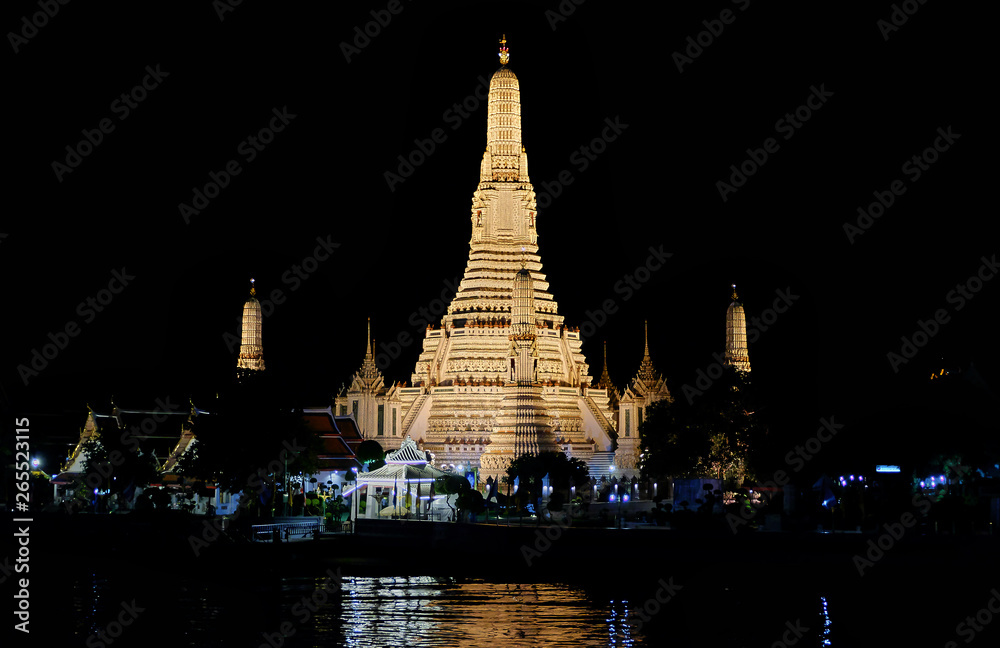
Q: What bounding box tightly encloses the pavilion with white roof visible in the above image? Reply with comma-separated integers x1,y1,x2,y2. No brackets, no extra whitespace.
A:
346,436,450,519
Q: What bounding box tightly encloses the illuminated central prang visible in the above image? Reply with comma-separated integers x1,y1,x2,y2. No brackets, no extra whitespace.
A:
378,38,617,478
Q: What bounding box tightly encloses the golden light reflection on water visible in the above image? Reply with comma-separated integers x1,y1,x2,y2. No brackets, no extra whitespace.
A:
328,576,638,648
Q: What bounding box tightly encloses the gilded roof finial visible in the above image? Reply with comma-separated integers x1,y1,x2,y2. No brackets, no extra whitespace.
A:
731,283,738,301
499,34,509,66
366,317,372,358
250,277,256,297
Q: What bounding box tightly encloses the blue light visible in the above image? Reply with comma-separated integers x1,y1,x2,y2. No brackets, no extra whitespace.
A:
849,475,854,481
876,465,901,473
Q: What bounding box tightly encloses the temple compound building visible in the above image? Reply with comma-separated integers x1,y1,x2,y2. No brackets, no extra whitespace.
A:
336,38,618,482
333,40,756,484
613,323,672,477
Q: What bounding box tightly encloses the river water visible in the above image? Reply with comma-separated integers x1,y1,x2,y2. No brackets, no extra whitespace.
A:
62,566,843,647
45,528,1000,647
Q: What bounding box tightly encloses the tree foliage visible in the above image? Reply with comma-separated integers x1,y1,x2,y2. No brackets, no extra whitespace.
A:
79,431,161,496
434,474,469,518
356,439,386,469
176,378,323,518
505,451,590,510
640,366,764,487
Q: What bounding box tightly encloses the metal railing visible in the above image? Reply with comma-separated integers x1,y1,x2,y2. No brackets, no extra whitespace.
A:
250,520,323,542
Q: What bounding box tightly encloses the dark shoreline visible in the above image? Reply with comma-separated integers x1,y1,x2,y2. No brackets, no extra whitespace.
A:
18,511,998,578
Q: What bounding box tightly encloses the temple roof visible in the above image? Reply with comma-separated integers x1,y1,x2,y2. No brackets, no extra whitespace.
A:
594,341,620,406
353,437,447,486
633,321,661,387
386,435,429,464
349,318,385,393
299,408,364,471
59,399,205,476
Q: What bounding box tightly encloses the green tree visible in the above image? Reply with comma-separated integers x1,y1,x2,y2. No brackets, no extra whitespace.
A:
78,431,161,498
356,439,386,470
434,474,469,520
640,366,763,488
456,488,486,520
506,452,589,513
177,379,323,519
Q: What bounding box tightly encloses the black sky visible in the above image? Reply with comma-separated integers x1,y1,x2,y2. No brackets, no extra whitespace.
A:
3,1,994,472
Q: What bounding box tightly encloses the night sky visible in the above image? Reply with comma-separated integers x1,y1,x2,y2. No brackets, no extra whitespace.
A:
3,1,993,474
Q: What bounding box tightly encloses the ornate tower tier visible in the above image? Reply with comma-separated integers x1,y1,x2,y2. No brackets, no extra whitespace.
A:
480,269,558,480
394,38,617,472
724,285,751,372
237,279,265,374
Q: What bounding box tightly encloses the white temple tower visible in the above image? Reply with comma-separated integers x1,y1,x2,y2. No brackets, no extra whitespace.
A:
390,37,617,473
724,285,751,373
480,267,558,480
236,279,265,375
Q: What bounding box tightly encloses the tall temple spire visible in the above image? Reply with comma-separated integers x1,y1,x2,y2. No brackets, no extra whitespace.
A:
237,279,265,374
635,320,659,386
356,318,383,389
596,341,613,388
399,38,615,481
595,340,620,408
480,37,526,185
724,284,751,372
